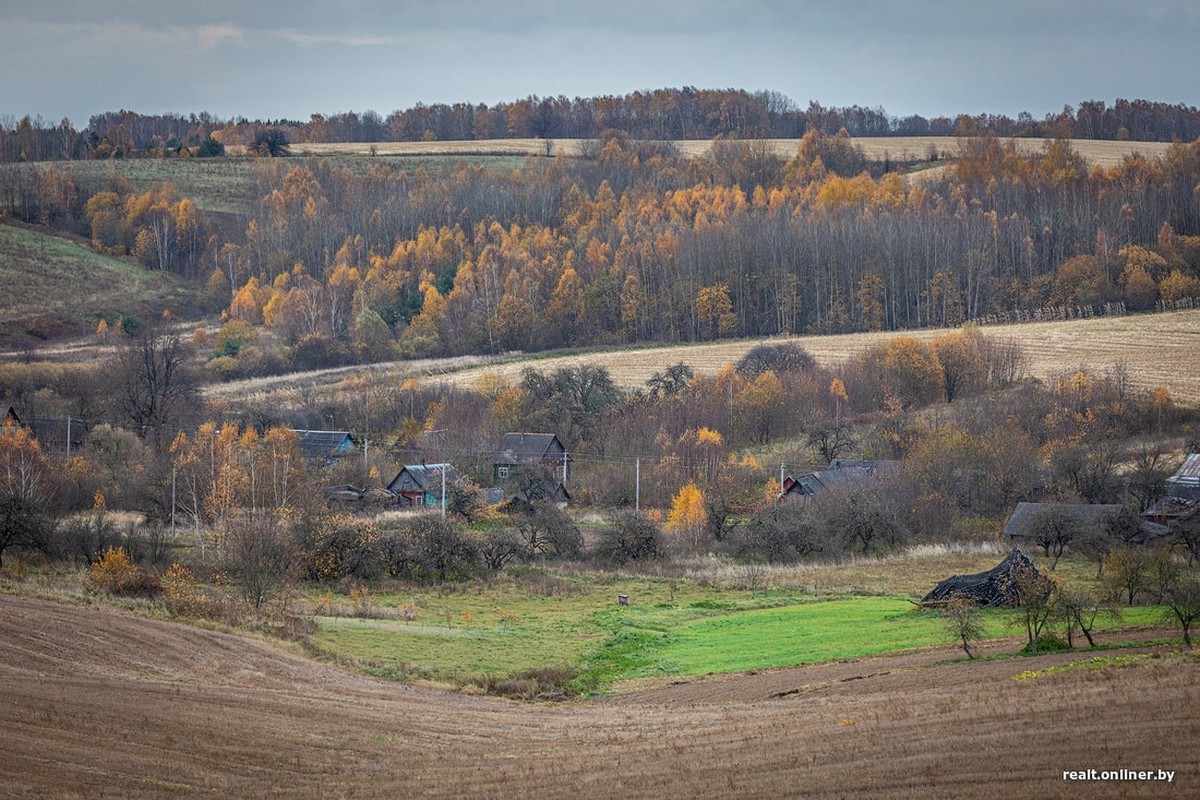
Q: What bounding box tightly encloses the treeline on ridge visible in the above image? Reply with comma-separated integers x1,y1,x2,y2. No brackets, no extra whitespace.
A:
5,89,1200,162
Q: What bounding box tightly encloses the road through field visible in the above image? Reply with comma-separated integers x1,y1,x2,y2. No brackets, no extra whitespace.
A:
2,594,1195,799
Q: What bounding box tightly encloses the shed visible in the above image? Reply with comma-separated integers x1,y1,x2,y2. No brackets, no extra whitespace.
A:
1143,495,1198,526
511,481,572,510
26,416,90,452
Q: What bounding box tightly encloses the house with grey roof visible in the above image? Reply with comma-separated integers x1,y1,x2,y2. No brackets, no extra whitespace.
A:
387,463,457,509
494,432,567,482
1003,502,1169,547
778,457,899,505
291,430,357,465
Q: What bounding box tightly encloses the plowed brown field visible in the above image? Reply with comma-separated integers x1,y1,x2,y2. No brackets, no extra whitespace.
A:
2,595,1197,799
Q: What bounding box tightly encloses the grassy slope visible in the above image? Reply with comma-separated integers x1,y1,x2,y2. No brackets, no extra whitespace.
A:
47,157,260,216
0,221,187,329
307,552,1171,693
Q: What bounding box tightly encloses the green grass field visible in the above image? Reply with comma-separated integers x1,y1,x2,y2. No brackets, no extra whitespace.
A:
0,221,188,328
308,559,1170,694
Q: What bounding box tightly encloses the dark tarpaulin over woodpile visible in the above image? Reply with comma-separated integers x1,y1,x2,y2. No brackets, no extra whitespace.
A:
922,548,1039,608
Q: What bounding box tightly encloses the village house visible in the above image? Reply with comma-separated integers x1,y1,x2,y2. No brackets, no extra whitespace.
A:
291,429,357,466
493,432,568,482
778,457,899,505
1003,502,1170,546
387,463,457,509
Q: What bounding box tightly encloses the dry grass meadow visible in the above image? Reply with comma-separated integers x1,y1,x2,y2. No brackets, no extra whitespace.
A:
287,136,1175,168
2,593,1195,799
205,309,1200,411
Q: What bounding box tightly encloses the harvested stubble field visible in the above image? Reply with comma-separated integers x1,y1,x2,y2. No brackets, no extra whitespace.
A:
206,309,1200,410
1,593,1195,799
291,136,1175,168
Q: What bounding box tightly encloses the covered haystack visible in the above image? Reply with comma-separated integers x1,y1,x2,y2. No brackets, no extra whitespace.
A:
921,548,1039,608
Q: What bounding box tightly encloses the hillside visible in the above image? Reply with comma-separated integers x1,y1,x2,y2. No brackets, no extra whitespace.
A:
0,221,190,343
204,309,1200,408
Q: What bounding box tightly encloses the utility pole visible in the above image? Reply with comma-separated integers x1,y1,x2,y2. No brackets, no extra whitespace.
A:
635,458,640,512
66,415,72,457
441,465,446,519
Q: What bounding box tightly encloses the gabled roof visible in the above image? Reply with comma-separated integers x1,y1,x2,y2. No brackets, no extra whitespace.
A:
1167,454,1200,487
387,463,457,493
1,406,21,428
291,430,355,459
1003,502,1170,543
782,465,875,497
497,432,564,463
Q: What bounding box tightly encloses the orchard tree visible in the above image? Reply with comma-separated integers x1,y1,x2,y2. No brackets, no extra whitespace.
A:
1163,572,1200,648
941,595,985,659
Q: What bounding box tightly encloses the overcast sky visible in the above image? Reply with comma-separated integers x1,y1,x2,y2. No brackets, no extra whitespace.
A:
3,1,1197,128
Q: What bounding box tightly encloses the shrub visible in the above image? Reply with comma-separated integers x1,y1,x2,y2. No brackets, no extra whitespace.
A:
88,546,160,596
594,512,662,566
162,562,217,618
735,342,816,378
474,665,576,700
1020,635,1071,655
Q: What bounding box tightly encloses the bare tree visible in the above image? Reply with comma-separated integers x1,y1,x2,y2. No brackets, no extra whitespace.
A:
1162,572,1200,648
1101,547,1151,606
1026,506,1083,570
1055,582,1113,647
1173,508,1200,567
115,325,196,445
941,595,985,658
223,515,290,612
806,422,854,464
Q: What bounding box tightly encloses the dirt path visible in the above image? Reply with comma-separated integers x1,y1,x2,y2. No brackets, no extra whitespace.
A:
2,595,1196,798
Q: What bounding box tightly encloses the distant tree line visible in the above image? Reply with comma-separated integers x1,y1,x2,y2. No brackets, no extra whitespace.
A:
4,90,1200,163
